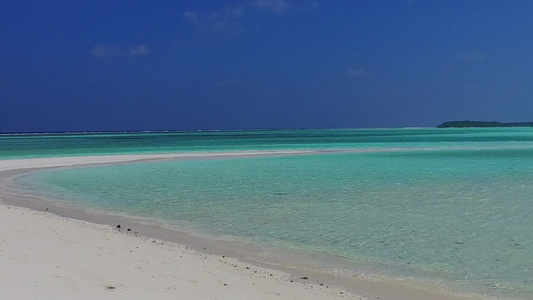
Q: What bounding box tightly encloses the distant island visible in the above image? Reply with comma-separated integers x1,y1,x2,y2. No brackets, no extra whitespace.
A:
437,121,533,128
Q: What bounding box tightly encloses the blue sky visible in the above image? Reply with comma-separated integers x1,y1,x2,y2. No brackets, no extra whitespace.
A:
2,1,533,132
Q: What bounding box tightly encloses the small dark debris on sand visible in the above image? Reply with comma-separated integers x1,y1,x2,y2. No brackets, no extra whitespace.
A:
300,276,309,280
116,225,121,229
104,285,116,290
127,228,131,232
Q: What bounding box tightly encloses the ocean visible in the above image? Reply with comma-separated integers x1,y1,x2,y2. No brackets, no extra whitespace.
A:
3,128,533,299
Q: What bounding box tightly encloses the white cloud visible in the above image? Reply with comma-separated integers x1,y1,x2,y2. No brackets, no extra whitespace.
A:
251,0,319,15
182,2,318,36
345,69,367,78
226,6,245,17
91,44,150,58
294,1,319,13
252,0,290,15
183,11,199,22
91,44,123,58
129,44,150,56
183,11,200,29
183,8,243,34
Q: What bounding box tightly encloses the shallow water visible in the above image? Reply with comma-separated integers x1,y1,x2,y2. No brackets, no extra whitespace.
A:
7,128,533,299
3,127,533,159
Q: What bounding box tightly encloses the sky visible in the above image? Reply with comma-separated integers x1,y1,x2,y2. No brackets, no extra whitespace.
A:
2,1,533,132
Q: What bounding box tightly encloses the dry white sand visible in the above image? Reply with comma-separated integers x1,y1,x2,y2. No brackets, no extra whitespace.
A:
0,204,357,300
0,154,478,300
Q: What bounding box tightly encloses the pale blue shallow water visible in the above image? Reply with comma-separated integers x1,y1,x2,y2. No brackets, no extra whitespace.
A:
6,128,533,298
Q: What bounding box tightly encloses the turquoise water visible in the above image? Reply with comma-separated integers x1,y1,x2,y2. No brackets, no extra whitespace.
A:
6,128,533,298
3,127,533,159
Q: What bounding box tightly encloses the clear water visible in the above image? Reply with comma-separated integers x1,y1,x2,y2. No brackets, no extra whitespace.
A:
6,128,533,298
3,127,533,159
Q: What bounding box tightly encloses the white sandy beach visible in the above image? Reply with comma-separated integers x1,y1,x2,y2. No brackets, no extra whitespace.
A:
0,204,357,300
0,154,477,300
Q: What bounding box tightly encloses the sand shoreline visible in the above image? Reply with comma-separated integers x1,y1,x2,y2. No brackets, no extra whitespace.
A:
0,153,481,300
